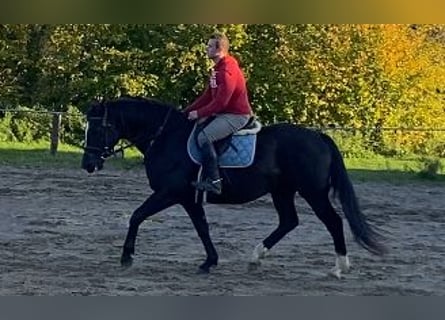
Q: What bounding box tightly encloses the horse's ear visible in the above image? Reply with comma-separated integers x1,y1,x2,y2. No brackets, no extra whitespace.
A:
86,99,105,117
90,100,102,113
91,100,101,109
99,96,108,105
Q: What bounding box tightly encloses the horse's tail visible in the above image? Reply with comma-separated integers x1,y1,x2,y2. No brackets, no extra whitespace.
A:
321,133,386,255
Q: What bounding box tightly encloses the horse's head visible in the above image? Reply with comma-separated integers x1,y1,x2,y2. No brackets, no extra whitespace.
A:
81,100,121,173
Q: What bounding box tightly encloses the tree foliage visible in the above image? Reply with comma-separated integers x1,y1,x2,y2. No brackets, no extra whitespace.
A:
1,24,444,156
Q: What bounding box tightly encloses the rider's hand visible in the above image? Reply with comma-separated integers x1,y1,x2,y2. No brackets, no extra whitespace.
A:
187,111,198,120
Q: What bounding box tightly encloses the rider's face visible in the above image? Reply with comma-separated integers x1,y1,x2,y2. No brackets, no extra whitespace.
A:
206,39,221,60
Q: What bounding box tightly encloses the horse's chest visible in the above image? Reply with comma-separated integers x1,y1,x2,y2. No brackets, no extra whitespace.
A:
145,160,181,190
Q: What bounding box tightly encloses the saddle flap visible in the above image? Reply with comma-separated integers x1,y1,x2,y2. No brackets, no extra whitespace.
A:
187,123,258,168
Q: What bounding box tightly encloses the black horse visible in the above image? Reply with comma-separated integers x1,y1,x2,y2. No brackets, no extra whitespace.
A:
81,96,385,277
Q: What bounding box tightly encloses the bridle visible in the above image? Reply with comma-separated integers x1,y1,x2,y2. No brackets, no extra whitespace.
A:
84,103,173,160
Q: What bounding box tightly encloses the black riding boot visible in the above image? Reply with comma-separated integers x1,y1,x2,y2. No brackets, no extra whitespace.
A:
193,140,222,194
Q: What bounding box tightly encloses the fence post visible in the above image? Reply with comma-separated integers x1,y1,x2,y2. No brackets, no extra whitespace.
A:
50,112,62,156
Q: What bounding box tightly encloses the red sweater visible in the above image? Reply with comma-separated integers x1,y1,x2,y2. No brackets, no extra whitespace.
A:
186,55,252,118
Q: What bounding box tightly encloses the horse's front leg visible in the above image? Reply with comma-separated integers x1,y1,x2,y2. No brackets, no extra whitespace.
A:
121,191,176,267
181,200,218,273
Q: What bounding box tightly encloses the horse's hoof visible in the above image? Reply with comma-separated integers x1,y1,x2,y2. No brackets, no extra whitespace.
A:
197,259,217,274
197,266,210,274
328,268,343,279
248,261,260,272
120,254,133,268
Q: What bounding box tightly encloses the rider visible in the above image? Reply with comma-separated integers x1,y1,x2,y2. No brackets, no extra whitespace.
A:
185,32,253,194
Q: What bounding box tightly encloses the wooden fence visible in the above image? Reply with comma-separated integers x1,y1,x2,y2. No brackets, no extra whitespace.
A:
0,109,77,155
1,109,445,156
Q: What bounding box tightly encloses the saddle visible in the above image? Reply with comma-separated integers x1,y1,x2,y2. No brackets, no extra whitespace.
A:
205,116,260,155
187,116,262,168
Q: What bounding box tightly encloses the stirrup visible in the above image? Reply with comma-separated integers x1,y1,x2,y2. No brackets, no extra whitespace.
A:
193,178,222,194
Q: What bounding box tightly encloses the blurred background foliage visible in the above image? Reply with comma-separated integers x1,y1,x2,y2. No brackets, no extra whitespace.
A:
0,24,444,156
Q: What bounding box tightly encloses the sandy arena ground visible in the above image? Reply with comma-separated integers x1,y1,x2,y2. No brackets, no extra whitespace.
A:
0,166,444,295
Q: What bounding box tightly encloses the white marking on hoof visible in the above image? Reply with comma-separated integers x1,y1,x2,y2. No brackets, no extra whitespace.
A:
250,243,269,265
329,255,350,279
336,255,351,272
329,268,343,279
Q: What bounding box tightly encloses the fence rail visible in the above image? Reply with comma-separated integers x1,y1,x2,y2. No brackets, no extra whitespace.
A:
0,108,83,117
0,109,81,154
1,109,445,154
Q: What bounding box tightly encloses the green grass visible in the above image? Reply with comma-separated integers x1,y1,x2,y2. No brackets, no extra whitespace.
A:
345,156,445,182
0,141,144,170
0,141,444,183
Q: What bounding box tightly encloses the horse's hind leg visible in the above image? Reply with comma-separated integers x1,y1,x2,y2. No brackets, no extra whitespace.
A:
250,191,298,267
302,190,350,278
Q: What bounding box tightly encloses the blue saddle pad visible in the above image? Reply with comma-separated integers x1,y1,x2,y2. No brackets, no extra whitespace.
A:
187,126,257,168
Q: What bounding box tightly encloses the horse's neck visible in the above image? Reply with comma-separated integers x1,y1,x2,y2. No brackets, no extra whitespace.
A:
123,107,192,156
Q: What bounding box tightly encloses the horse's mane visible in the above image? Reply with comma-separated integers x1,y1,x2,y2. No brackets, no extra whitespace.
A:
105,96,188,132
115,95,178,111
